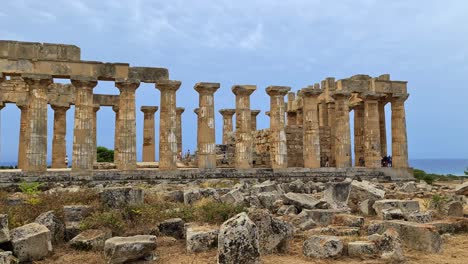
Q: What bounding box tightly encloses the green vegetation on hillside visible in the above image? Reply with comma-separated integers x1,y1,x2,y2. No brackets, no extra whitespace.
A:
414,168,462,184
96,146,114,162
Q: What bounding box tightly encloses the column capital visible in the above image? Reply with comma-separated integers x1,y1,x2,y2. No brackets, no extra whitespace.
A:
219,109,236,117
194,108,199,115
176,107,185,115
51,104,70,112
22,74,53,87
71,75,98,89
251,110,261,116
266,86,290,96
232,85,256,96
141,106,159,114
115,78,140,91
391,93,410,102
0,102,4,110
93,105,101,112
112,105,119,113
265,111,270,117
156,79,181,92
359,92,386,101
301,87,322,97
331,90,351,100
194,82,220,94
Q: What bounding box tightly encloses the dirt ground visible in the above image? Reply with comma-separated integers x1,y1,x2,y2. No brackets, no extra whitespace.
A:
37,233,468,264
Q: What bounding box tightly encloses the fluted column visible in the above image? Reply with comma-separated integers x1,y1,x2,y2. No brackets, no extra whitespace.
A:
22,74,52,172
232,85,256,169
379,100,387,157
141,106,158,162
92,105,100,164
17,105,28,170
363,93,383,168
156,80,181,171
318,101,330,164
195,82,220,169
112,106,120,164
176,107,185,155
302,87,322,168
391,94,409,168
266,86,290,168
296,91,304,126
250,110,261,131
219,109,235,145
331,91,352,168
353,103,365,166
115,79,140,171
71,77,97,172
327,102,336,167
51,105,70,168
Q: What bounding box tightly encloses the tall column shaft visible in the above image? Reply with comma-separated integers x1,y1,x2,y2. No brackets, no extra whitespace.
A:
51,106,69,168
327,102,336,167
113,106,120,164
363,95,382,168
17,105,28,169
157,80,181,171
141,106,158,162
379,101,387,156
71,77,97,172
23,74,52,172
318,102,330,164
332,92,352,168
219,109,235,145
232,85,256,169
251,110,260,131
353,104,365,166
267,86,290,169
195,82,220,169
391,95,409,168
176,107,185,156
302,88,322,168
115,79,140,170
92,106,100,164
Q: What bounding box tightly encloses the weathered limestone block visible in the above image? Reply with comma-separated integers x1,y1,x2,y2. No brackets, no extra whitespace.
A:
0,251,16,264
430,218,468,234
63,205,93,240
70,229,112,251
282,193,328,210
217,212,260,264
11,223,52,262
100,187,144,208
399,181,418,193
0,40,81,61
183,188,220,205
0,214,10,243
323,180,351,209
158,218,185,239
372,199,420,218
348,180,385,212
251,180,283,194
369,228,405,262
277,205,299,216
332,214,364,228
186,226,219,253
294,209,349,227
454,182,468,195
441,201,463,217
248,209,294,254
104,235,157,264
405,211,433,223
220,189,245,205
367,220,442,253
303,235,343,258
34,211,65,245
347,241,378,257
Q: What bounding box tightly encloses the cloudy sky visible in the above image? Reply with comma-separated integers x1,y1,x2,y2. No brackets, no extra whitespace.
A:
1,0,467,162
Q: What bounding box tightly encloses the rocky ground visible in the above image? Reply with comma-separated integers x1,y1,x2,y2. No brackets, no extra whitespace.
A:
0,177,467,263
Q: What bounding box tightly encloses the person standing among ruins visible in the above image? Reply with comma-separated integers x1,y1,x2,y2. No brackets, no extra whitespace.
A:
65,155,69,168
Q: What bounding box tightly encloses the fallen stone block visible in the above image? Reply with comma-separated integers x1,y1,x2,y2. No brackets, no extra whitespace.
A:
0,214,10,243
220,189,245,205
348,180,385,212
35,210,65,245
70,229,112,251
104,235,157,264
277,205,298,216
441,201,463,217
256,192,282,211
0,251,17,264
63,205,93,240
217,212,260,264
282,192,328,210
332,214,364,227
303,235,343,258
405,211,433,223
323,181,351,209
299,209,349,226
359,199,376,215
100,187,144,208
399,181,417,193
310,226,360,237
372,199,420,218
454,181,468,195
158,218,185,239
186,226,218,253
369,228,406,263
11,223,52,262
251,180,283,194
348,241,378,257
382,208,406,220
430,218,468,234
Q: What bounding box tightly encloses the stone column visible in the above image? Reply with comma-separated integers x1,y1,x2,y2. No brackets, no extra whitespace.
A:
141,106,158,162
266,86,290,169
176,107,185,155
379,100,387,156
331,91,352,168
219,109,235,145
302,87,322,168
391,94,409,168
92,105,100,164
156,80,181,171
115,79,140,171
363,93,383,168
71,77,98,172
327,102,336,167
353,103,365,166
51,105,69,168
250,110,261,131
112,106,119,164
296,91,304,126
287,92,297,126
194,82,220,169
22,74,52,172
232,85,256,169
17,105,28,170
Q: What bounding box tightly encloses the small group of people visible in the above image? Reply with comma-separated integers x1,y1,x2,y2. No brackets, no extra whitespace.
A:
381,155,392,167
178,150,191,161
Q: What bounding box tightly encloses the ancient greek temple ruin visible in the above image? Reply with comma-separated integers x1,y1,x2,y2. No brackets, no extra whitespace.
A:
0,40,412,183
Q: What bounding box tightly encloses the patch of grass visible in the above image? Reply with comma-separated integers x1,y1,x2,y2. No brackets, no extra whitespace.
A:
80,211,124,235
193,198,246,225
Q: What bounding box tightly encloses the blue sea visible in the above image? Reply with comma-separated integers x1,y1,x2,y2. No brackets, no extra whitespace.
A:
0,159,467,176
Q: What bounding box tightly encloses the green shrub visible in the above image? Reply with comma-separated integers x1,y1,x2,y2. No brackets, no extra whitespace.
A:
96,146,114,162
193,198,245,224
19,182,43,195
414,169,436,184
